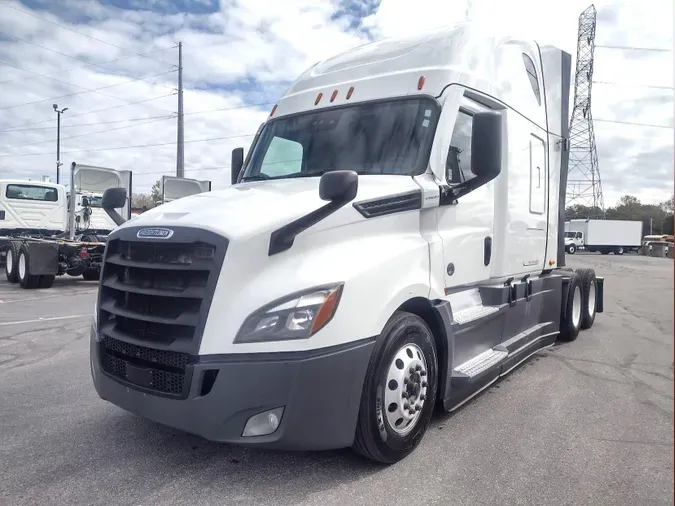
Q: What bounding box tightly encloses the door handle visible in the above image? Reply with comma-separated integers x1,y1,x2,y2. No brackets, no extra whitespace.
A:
484,236,492,266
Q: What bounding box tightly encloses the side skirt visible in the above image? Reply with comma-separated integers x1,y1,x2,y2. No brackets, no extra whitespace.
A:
435,273,564,412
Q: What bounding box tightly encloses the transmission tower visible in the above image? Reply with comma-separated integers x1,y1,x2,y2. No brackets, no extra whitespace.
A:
567,4,605,214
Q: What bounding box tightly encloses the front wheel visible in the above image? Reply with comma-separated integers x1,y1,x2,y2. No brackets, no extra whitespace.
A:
567,244,576,254
352,311,438,464
615,247,624,255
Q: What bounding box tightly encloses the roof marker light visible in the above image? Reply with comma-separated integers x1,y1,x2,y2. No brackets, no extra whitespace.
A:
417,76,425,90
315,92,323,105
270,104,277,116
330,90,338,102
346,87,354,99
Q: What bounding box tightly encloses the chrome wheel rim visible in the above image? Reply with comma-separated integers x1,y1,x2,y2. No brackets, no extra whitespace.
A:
6,249,13,273
18,252,26,280
384,343,428,436
588,281,596,318
572,285,582,328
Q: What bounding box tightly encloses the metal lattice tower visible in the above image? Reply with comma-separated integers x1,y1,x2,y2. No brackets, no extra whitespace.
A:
567,4,605,213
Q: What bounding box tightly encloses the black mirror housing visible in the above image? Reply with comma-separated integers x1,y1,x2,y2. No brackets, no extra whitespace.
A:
470,111,502,182
231,147,244,185
102,187,128,226
319,170,358,203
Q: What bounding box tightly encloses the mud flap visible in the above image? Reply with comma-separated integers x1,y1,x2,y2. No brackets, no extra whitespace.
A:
595,276,604,313
26,242,59,275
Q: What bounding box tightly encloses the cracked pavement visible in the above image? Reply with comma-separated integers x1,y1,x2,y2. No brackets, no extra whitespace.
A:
0,255,672,506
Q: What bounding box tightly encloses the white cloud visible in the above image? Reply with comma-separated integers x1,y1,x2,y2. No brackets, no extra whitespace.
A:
0,0,672,208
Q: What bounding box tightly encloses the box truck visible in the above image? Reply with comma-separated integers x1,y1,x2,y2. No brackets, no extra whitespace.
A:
564,219,642,255
89,23,605,464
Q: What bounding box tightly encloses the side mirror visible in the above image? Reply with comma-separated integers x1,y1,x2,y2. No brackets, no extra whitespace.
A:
231,147,244,185
102,187,128,226
470,111,502,182
319,170,359,203
81,196,90,207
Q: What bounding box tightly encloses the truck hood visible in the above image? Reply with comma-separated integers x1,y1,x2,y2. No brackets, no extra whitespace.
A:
118,175,421,240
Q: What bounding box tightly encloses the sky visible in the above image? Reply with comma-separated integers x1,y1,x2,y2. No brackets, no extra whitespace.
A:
0,0,672,207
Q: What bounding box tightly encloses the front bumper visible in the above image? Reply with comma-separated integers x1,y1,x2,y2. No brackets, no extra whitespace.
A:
90,325,375,451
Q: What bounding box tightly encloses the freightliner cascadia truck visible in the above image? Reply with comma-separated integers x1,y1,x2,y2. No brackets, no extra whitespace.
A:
90,23,605,464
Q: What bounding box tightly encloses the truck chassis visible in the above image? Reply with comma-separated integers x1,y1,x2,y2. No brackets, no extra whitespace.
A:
2,235,105,288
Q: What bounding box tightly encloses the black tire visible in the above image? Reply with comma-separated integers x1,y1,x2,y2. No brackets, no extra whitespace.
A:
558,272,583,342
567,244,576,254
38,275,55,289
352,311,438,464
82,268,100,281
5,241,20,283
17,245,40,289
575,268,597,330
615,247,624,255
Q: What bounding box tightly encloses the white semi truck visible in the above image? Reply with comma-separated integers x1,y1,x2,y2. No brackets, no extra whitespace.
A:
564,219,643,255
159,175,212,205
90,24,605,464
1,163,132,287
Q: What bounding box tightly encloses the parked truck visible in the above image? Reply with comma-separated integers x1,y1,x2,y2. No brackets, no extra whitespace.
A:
1,162,132,287
159,175,212,205
89,23,605,464
564,218,642,255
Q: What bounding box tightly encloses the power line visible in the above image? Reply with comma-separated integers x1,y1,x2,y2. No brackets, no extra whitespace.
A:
1,33,175,88
1,116,174,150
0,61,176,113
593,80,674,91
0,93,175,132
0,1,175,66
0,47,176,86
594,118,673,129
2,114,171,132
0,132,257,157
595,44,672,52
0,100,271,132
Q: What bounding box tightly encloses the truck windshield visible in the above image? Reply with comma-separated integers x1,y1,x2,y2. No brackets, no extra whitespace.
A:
564,232,576,238
242,97,439,180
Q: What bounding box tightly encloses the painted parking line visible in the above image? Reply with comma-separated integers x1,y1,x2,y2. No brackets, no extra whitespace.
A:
0,290,97,305
0,314,90,327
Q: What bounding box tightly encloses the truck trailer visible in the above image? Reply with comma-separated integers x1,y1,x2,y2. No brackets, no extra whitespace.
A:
89,23,605,464
564,218,643,255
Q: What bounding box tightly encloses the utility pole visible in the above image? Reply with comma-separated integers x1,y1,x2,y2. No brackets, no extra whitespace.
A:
53,103,68,184
176,41,184,177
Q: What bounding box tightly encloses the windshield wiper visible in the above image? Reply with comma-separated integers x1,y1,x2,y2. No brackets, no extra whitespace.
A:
241,174,271,182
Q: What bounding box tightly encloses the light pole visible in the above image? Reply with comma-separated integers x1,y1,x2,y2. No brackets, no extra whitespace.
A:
53,103,68,184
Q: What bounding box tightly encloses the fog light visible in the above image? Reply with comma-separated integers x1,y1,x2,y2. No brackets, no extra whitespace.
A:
242,407,284,437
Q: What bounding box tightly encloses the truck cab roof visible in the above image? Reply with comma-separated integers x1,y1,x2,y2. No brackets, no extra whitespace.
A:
274,22,551,132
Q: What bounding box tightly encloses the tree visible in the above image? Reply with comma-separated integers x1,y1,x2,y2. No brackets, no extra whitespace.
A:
150,180,161,204
566,194,674,237
132,193,154,209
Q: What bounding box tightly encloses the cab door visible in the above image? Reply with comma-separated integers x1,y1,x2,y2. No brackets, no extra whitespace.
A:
437,96,498,289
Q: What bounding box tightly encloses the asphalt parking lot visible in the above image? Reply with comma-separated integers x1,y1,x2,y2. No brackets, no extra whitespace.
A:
1,254,673,506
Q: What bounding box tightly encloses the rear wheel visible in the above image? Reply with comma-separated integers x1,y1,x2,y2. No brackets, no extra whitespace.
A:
82,268,100,281
615,246,624,255
353,311,438,464
558,272,583,342
17,246,40,289
575,268,597,330
38,275,55,289
5,241,20,283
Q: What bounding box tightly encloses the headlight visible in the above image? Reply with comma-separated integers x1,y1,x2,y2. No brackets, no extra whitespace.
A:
234,284,344,344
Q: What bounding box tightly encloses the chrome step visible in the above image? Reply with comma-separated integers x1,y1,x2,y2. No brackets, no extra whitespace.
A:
454,348,508,377
452,305,499,326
